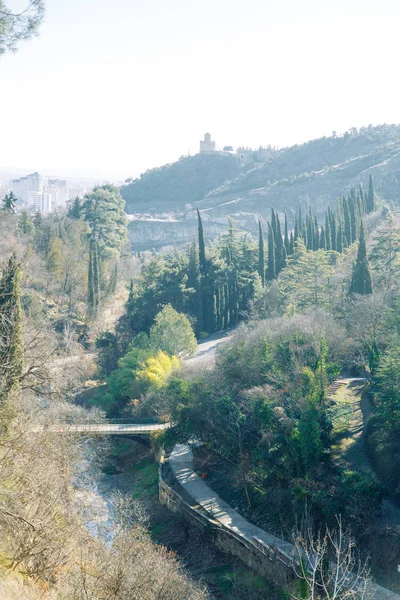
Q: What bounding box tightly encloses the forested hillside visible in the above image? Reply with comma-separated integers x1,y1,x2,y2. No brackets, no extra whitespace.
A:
121,153,242,214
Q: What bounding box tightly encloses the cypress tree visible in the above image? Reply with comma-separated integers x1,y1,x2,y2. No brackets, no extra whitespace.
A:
289,231,294,255
313,216,319,250
325,214,331,251
88,239,100,314
367,174,375,213
258,219,266,287
349,196,357,243
349,222,373,295
306,213,313,250
197,208,206,274
319,225,326,250
188,240,203,333
266,222,276,280
284,212,290,255
343,199,352,246
107,262,118,294
336,223,343,254
298,207,303,238
92,239,100,308
330,209,337,251
223,283,229,329
271,209,286,274
294,215,299,241
0,253,24,399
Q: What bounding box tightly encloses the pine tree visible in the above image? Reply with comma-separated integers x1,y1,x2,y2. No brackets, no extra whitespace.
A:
0,253,24,399
349,222,373,295
18,211,35,236
367,174,375,213
267,221,276,280
258,220,266,287
2,192,17,213
68,196,82,219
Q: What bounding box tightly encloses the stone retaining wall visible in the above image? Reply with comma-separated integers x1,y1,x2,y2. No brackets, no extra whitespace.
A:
159,462,297,595
159,460,400,599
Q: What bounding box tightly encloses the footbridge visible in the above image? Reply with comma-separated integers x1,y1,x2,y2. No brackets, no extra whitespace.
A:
35,419,170,436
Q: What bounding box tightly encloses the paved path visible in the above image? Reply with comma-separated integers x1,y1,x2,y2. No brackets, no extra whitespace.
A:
169,443,400,599
170,443,295,555
184,331,231,369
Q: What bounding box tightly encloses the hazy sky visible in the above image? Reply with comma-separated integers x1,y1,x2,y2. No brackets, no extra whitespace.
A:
1,0,400,179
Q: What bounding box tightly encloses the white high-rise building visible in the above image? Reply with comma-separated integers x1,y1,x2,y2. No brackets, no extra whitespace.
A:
11,172,43,207
48,179,68,210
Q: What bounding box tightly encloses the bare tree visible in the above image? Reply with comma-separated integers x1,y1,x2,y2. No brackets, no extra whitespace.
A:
293,516,372,600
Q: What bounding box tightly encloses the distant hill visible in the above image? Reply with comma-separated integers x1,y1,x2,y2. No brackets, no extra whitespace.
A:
124,125,400,250
121,153,243,214
196,124,400,221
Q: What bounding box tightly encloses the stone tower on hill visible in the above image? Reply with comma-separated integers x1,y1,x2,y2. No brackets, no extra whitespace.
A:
200,132,216,154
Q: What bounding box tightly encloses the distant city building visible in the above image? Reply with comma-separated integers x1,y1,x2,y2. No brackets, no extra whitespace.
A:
11,172,43,206
48,179,68,210
200,132,216,154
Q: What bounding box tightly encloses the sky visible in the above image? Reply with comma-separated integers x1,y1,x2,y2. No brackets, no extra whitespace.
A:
1,0,400,180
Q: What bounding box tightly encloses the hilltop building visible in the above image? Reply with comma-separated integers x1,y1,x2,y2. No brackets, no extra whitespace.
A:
200,132,216,154
236,146,273,165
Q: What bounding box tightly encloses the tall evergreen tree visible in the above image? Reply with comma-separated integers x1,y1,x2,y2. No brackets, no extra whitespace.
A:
367,174,375,213
284,213,290,256
343,199,352,246
349,222,373,295
266,222,276,281
258,220,266,287
68,196,82,219
197,208,206,275
319,225,326,250
336,223,343,254
0,252,24,399
289,231,294,255
187,240,203,333
325,214,331,251
313,216,319,250
272,209,286,274
329,209,337,251
349,196,357,243
2,191,17,213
